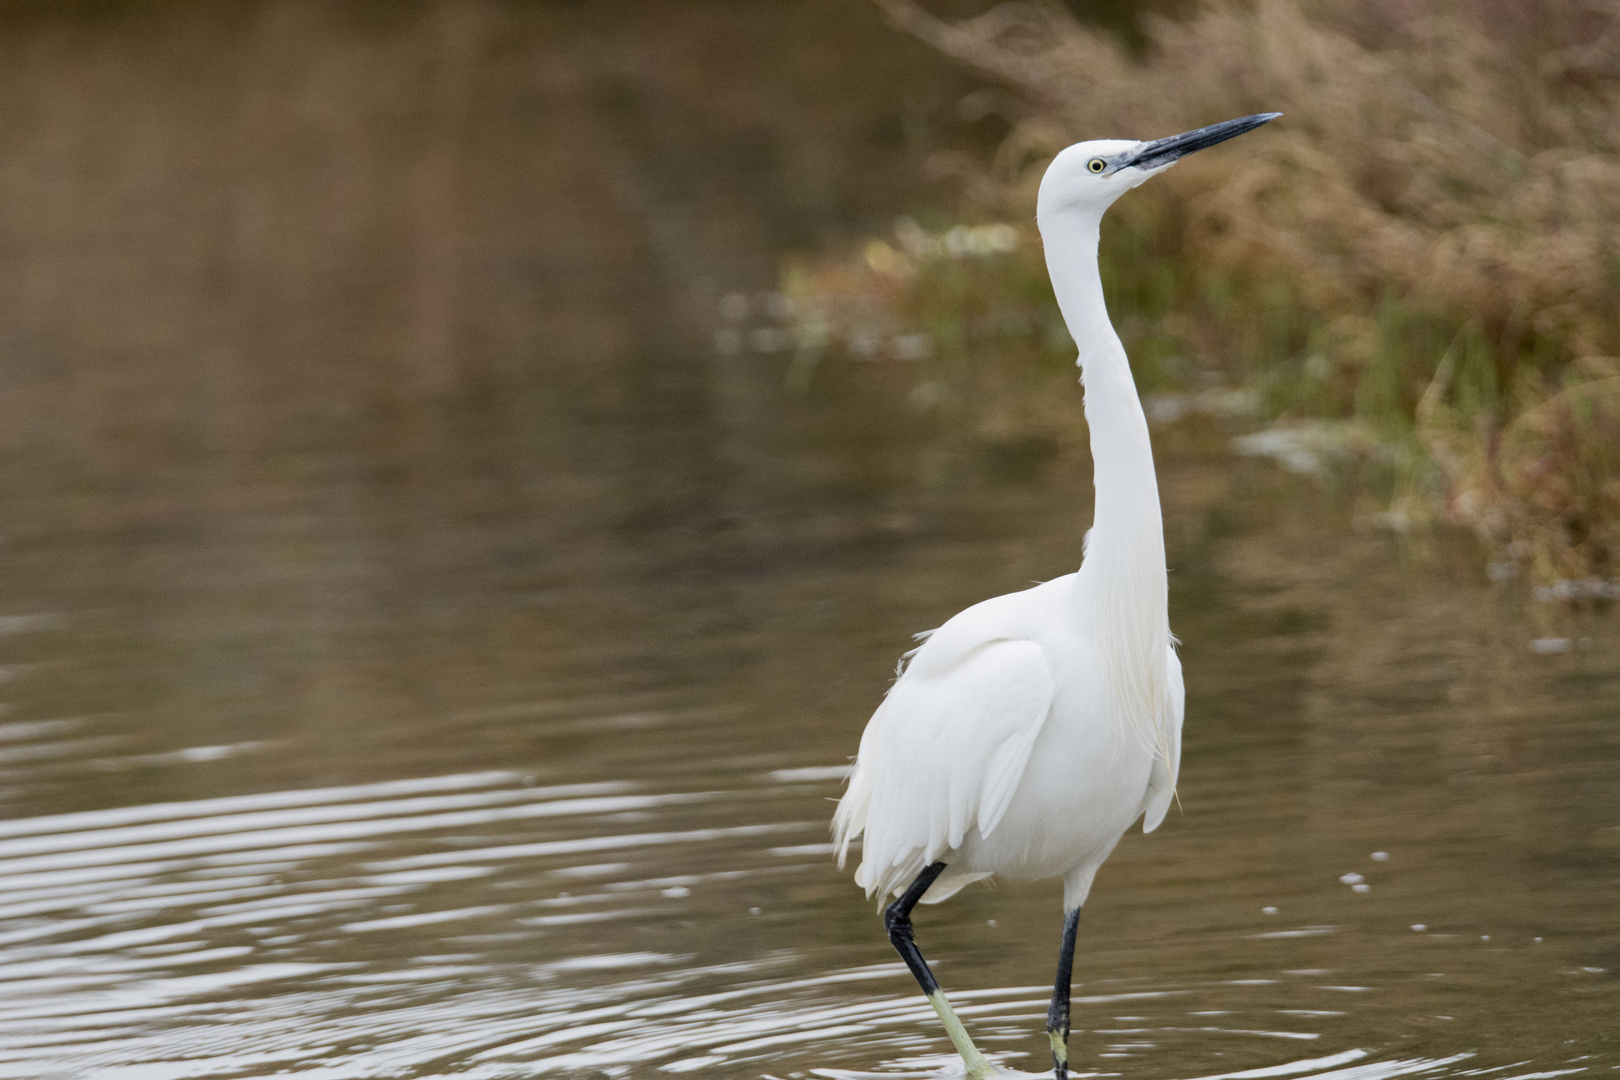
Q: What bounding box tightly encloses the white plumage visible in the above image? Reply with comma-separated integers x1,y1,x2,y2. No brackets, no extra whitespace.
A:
828,112,1279,1080
830,133,1190,913
832,570,1185,911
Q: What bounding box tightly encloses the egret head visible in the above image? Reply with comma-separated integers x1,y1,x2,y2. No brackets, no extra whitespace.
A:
1037,113,1281,225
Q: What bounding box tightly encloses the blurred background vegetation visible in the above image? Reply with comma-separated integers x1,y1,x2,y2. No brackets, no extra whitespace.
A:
785,0,1620,591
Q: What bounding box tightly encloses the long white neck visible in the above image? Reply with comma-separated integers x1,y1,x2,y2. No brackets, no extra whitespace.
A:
1042,210,1169,749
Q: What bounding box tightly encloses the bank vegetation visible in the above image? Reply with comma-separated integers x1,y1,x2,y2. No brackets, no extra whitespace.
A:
785,0,1620,592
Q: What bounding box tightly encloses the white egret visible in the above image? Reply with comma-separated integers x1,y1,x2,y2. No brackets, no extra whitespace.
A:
832,113,1281,1080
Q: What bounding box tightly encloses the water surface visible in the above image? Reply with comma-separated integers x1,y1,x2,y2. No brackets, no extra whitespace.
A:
0,4,1614,1078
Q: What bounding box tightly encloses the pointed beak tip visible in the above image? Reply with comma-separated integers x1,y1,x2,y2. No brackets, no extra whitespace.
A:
1126,111,1284,170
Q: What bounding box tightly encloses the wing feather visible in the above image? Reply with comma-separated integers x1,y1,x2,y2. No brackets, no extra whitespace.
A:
1139,644,1184,833
834,637,1054,899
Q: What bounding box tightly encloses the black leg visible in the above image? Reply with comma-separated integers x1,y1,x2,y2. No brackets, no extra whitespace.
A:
883,862,993,1078
1046,906,1082,1079
884,862,947,993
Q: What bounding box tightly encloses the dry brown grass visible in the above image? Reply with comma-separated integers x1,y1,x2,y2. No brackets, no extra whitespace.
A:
793,0,1620,586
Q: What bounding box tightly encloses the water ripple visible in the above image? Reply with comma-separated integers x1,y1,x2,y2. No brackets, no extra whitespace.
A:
0,769,1598,1079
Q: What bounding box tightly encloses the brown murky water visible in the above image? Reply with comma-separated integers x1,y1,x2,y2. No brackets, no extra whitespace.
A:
0,4,1615,1078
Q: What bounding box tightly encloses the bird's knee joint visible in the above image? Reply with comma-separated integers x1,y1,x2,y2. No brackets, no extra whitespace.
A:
883,906,913,943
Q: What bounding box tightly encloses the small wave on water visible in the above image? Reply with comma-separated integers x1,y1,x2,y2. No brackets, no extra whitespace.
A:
0,763,1591,1080
0,767,831,1077
812,1049,1487,1080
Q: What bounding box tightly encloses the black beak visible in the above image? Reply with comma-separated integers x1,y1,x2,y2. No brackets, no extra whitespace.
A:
1124,112,1282,170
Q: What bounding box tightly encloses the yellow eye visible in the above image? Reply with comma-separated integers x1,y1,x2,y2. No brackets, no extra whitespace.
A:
1088,158,1106,174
